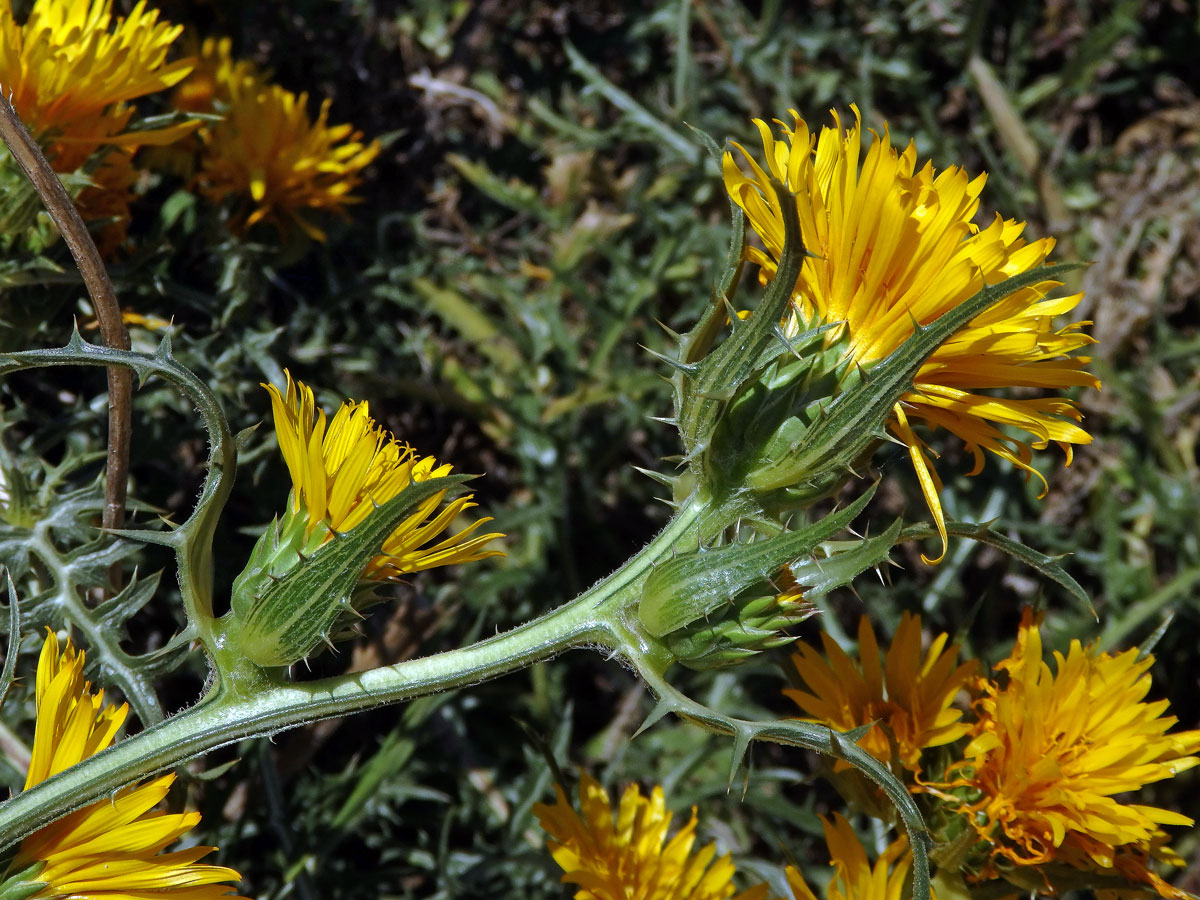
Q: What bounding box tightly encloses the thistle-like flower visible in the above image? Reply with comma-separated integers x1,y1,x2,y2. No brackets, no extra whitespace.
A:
533,771,768,900
182,45,380,240
265,372,503,578
724,108,1097,561
785,813,915,900
230,372,503,666
171,36,264,115
0,0,196,247
946,608,1200,898
0,631,243,900
785,612,976,774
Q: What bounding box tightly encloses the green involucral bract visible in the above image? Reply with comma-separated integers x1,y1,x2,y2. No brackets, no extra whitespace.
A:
637,484,877,640
664,517,903,671
663,590,817,670
674,178,807,489
0,862,48,900
229,474,472,667
744,262,1083,496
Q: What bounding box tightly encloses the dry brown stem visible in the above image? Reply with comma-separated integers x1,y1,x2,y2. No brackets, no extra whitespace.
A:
0,92,132,585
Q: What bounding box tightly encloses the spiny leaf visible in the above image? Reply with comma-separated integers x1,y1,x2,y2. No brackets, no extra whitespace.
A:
789,519,903,600
93,570,163,626
639,483,877,637
726,723,753,789
102,526,183,549
900,519,1093,616
633,697,677,738
682,121,725,164
0,572,20,713
0,336,238,629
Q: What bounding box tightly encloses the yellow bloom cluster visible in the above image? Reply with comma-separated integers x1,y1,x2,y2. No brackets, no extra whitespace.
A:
788,609,1198,897
1,4,379,249
950,608,1200,897
785,612,976,773
0,0,195,250
177,36,380,240
535,773,917,900
266,371,503,579
724,108,1098,562
2,632,242,900
534,771,768,900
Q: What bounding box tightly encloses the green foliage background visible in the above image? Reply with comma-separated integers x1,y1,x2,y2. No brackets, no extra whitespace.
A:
2,1,1199,898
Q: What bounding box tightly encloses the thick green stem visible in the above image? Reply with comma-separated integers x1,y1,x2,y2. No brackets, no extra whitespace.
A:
0,591,599,850
0,492,715,852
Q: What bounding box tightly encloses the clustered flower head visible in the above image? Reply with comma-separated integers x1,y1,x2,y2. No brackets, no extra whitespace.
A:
947,608,1200,897
177,34,381,240
0,0,196,250
785,612,976,773
0,1,380,252
723,107,1098,562
534,773,916,900
0,631,243,900
533,771,769,900
171,36,263,115
786,608,1198,898
266,371,504,579
0,0,194,167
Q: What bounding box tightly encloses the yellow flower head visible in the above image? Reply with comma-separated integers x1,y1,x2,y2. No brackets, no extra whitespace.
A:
785,813,915,900
785,613,976,773
171,36,264,115
724,108,1098,562
194,67,380,241
0,0,196,251
2,631,243,900
950,608,1200,895
0,0,195,165
533,772,768,900
266,371,503,579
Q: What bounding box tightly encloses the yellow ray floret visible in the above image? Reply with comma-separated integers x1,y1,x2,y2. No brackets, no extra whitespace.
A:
0,0,195,252
171,36,265,115
266,371,503,579
193,62,380,241
0,0,194,167
785,813,916,900
533,771,768,900
1,631,243,900
724,108,1098,562
946,608,1200,896
785,612,976,774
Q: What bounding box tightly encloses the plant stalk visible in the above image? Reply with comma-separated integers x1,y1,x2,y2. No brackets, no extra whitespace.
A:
0,492,717,851
0,93,132,587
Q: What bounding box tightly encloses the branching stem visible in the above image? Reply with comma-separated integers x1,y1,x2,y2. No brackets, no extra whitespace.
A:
0,491,712,852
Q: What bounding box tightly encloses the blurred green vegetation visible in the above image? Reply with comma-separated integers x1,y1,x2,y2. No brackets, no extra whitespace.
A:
2,1,1199,897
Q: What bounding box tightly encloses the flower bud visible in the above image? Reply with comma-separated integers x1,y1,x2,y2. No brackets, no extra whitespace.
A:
666,588,817,670
637,486,876,640
635,487,900,670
